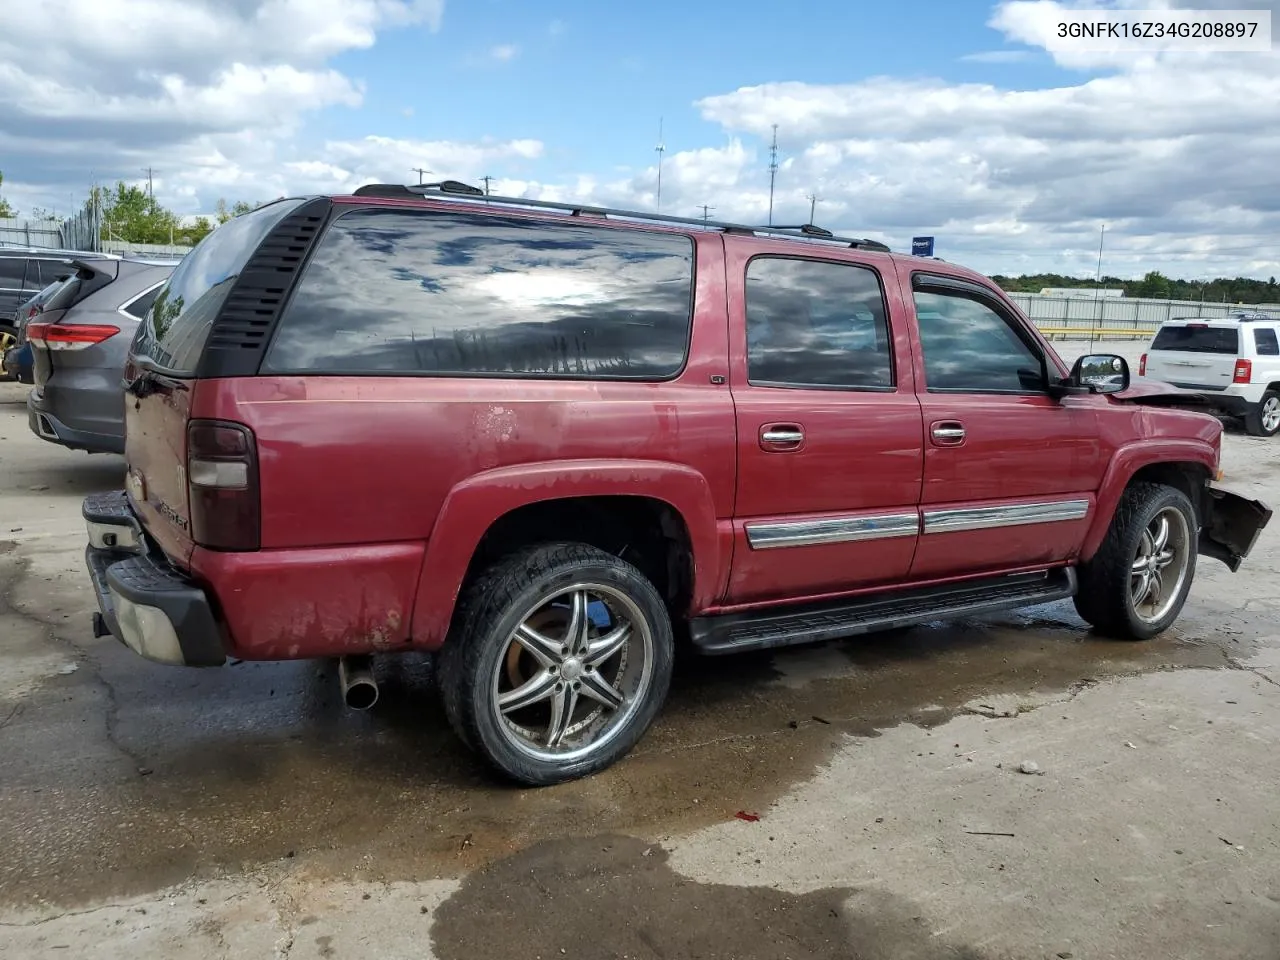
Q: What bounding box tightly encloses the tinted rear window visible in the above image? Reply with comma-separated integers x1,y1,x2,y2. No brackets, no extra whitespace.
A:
1151,324,1239,354
133,199,304,373
1254,328,1279,355
0,258,24,285
263,208,695,379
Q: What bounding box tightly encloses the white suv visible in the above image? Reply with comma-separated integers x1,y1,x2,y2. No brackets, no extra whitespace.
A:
1141,312,1280,437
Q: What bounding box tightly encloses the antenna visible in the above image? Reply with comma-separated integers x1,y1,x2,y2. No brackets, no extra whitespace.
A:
142,167,155,203
480,175,495,196
767,124,779,226
1090,223,1106,352
655,118,666,213
411,167,432,185
698,204,715,223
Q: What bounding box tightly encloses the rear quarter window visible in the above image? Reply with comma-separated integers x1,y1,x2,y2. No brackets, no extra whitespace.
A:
262,208,696,379
1254,328,1279,356
1150,324,1239,354
133,199,305,373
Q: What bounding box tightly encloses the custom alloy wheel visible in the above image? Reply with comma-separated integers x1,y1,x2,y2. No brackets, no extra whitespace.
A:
438,543,673,785
493,584,655,763
1073,482,1198,640
1128,505,1192,626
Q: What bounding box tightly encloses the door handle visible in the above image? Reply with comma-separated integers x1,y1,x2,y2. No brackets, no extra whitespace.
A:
760,424,805,451
930,421,966,446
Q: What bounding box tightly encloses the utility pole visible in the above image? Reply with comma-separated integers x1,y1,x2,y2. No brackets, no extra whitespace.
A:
411,167,431,185
767,124,779,226
698,204,715,223
480,175,495,196
655,118,666,213
1090,223,1106,350
807,193,820,225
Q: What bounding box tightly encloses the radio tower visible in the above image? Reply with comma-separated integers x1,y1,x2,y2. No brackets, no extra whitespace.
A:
655,118,666,213
767,124,779,226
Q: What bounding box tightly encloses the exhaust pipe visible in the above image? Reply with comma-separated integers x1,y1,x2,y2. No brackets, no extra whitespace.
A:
339,655,379,710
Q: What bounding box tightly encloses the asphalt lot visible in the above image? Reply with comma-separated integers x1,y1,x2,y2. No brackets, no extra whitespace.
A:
2,344,1278,959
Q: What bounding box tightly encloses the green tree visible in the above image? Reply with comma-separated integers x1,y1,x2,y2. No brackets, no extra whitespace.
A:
0,171,14,218
215,198,258,224
1133,270,1171,299
95,181,180,244
178,216,215,246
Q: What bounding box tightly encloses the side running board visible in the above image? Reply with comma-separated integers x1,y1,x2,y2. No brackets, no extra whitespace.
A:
689,568,1077,655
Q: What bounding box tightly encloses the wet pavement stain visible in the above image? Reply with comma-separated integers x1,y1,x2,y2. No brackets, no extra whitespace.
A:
429,834,986,960
1,513,1270,912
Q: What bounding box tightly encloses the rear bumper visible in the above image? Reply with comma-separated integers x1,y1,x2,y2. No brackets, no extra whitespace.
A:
83,491,226,666
28,394,125,454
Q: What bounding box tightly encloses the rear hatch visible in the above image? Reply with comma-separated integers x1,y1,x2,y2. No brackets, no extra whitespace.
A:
1144,321,1239,389
124,198,308,567
27,261,121,394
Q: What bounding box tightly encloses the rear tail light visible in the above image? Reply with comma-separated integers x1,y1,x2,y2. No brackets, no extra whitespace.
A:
25,322,120,350
1139,353,1147,376
1233,359,1253,383
187,420,260,551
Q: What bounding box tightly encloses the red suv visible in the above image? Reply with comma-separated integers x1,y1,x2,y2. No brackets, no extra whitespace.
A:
83,182,1271,784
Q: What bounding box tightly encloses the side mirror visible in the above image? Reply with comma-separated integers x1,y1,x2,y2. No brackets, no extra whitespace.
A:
1070,353,1130,394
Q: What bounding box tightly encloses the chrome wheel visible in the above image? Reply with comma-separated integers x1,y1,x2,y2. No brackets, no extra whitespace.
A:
1129,506,1191,624
1262,396,1280,434
492,583,654,763
0,328,16,354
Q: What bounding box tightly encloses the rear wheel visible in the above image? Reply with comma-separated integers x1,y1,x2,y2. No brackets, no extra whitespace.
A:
1243,391,1280,437
1073,482,1197,640
437,542,674,785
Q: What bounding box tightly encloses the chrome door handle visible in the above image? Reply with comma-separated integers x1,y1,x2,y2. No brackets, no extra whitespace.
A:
931,423,966,445
762,428,805,443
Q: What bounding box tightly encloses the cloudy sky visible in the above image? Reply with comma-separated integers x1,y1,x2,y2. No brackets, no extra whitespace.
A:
1,0,1277,279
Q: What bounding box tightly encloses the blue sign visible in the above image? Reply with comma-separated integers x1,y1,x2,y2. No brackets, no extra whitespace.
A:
912,236,935,257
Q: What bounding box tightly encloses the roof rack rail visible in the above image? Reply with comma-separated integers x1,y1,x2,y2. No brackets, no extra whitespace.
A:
349,180,891,252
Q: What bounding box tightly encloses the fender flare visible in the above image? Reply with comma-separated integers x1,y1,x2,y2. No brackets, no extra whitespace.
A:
1080,439,1216,561
409,459,725,647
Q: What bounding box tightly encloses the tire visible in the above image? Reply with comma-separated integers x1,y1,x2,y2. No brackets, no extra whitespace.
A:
1073,482,1198,640
0,324,18,382
1243,391,1280,437
437,542,674,785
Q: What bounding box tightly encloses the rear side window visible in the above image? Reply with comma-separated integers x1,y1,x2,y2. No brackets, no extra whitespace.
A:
1254,328,1279,356
122,285,162,320
745,256,892,389
0,258,24,286
134,199,304,373
263,208,695,379
1151,324,1238,354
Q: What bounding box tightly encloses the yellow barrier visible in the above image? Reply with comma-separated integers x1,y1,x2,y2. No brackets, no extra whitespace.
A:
1036,326,1155,340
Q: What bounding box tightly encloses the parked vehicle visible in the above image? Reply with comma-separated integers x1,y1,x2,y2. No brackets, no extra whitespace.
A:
1140,312,1280,437
26,257,176,453
0,247,113,317
3,273,76,383
83,182,1272,785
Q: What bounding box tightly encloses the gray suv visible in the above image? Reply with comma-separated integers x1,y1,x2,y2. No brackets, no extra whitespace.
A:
26,257,177,454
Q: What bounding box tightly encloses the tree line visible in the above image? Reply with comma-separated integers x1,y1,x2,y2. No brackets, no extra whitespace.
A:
0,170,257,246
991,271,1280,305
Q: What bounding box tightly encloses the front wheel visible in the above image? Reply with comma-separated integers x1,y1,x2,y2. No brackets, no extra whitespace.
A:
437,542,674,785
1244,391,1280,437
1073,482,1197,640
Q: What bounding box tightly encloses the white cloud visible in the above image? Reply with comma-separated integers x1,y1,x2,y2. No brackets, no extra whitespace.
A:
489,44,520,62
960,50,1034,63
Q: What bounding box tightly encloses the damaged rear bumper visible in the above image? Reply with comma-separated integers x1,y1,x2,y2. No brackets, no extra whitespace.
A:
1198,485,1272,572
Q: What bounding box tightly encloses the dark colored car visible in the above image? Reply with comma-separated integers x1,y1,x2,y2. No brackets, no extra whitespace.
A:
0,248,110,316
3,274,75,383
27,257,176,453
82,182,1272,785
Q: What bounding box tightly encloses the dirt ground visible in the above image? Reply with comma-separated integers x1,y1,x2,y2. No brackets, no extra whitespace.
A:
2,342,1278,960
